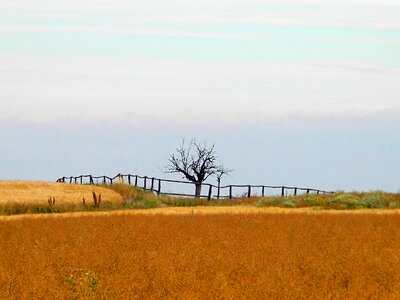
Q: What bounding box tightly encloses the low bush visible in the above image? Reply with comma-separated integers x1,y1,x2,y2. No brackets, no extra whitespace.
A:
360,196,386,208
295,194,325,207
280,199,296,208
324,194,363,209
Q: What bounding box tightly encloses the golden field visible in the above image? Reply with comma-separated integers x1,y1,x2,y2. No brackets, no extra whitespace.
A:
0,181,122,205
1,208,400,299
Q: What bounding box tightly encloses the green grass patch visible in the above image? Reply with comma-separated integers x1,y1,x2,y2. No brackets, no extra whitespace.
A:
254,192,400,210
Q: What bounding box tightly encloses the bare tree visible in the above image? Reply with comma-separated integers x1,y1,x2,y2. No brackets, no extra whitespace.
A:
165,139,231,198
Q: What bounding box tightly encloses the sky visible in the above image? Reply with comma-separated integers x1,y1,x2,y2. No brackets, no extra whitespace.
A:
0,0,399,192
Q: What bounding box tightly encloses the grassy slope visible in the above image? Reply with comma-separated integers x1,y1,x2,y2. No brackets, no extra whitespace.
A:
0,181,400,216
0,181,123,214
0,181,122,204
107,184,400,209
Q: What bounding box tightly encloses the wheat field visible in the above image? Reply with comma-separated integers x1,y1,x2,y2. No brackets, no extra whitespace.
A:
0,181,123,205
1,209,400,299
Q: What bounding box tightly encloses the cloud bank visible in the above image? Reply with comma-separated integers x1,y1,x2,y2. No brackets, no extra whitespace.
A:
1,54,399,127
1,0,399,127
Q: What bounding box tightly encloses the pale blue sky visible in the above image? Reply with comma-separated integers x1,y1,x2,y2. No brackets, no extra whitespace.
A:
0,0,399,191
1,1,400,66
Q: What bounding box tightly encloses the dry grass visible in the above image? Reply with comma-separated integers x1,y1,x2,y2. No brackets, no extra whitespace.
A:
1,210,400,299
2,205,400,221
0,181,123,205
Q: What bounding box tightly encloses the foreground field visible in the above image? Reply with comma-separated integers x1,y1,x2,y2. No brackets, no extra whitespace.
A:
1,209,400,299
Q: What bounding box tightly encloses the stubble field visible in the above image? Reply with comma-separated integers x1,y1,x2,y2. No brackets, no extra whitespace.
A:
1,208,400,299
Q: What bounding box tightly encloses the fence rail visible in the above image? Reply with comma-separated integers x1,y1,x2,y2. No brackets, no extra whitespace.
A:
56,173,335,200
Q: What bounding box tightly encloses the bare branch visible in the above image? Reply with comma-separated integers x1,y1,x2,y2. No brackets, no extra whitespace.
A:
165,138,232,192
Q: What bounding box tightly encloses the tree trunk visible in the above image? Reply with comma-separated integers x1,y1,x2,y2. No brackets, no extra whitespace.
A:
194,182,202,198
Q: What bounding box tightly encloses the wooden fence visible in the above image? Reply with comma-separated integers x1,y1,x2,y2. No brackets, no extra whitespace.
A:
56,173,335,200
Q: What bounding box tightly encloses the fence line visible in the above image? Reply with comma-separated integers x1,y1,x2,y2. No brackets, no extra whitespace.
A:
56,173,335,200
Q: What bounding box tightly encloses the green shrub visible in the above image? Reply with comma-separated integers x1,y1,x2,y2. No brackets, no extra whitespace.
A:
255,198,275,207
296,194,323,207
280,199,296,208
360,195,386,208
325,194,363,209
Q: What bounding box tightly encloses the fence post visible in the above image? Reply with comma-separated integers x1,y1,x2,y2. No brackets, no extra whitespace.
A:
229,186,233,199
294,188,297,196
307,189,310,194
157,180,162,195
74,177,77,184
103,176,106,184
128,175,131,185
144,176,147,190
110,178,113,185
247,185,251,198
69,177,73,184
317,190,320,195
90,176,94,185
281,187,285,197
208,185,212,201
151,177,155,192
262,186,265,197
135,176,138,187
217,186,220,200
80,176,83,184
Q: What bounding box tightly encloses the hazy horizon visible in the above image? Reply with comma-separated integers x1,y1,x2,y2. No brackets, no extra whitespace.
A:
1,0,399,192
